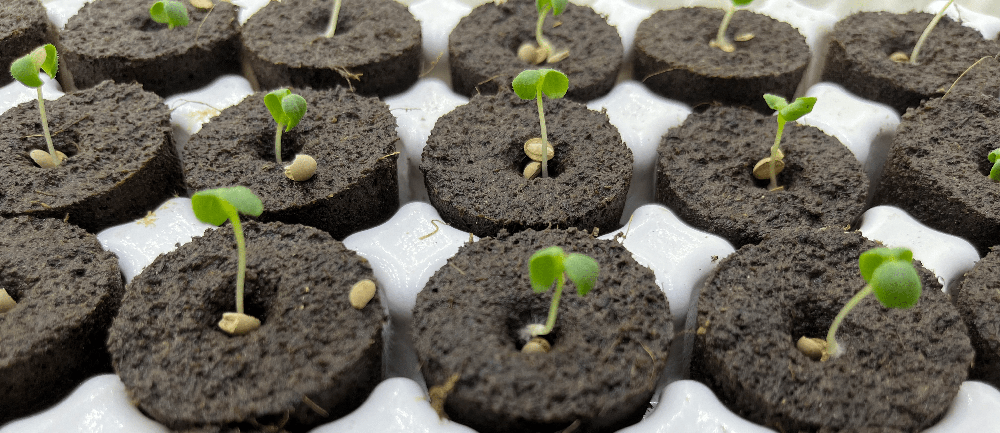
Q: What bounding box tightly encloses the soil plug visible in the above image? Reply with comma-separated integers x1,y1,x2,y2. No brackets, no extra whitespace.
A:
264,88,307,165
900,0,956,65
753,93,817,191
516,0,569,64
987,148,1000,181
513,69,568,179
524,246,599,338
149,1,190,29
323,0,342,38
10,44,61,167
284,154,317,181
349,279,376,309
710,0,754,53
0,289,16,313
191,186,265,336
804,247,922,361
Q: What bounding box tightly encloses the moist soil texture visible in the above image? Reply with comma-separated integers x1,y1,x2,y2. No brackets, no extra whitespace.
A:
693,226,973,432
421,91,631,238
108,220,385,432
634,7,810,113
448,0,623,102
0,0,55,87
655,104,867,248
59,0,240,97
183,86,399,240
0,216,124,424
0,80,184,232
242,0,421,96
412,228,672,433
822,11,1000,114
871,56,1000,256
953,247,1000,389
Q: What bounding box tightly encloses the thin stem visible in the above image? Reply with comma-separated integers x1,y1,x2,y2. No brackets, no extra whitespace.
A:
537,274,565,336
909,0,954,65
713,4,737,52
231,213,247,315
537,91,549,178
274,124,283,164
825,284,873,359
769,117,785,190
323,0,342,38
535,5,553,55
37,87,58,166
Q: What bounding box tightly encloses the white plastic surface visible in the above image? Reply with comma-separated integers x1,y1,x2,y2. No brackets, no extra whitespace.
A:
0,75,63,115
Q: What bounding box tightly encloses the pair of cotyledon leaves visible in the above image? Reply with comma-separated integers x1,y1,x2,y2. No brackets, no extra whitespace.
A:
150,0,190,29
859,247,922,309
10,44,57,88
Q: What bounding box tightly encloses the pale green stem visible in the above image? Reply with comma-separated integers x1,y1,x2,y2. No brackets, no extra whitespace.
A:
37,87,58,166
535,5,553,55
537,90,549,178
231,214,248,315
909,0,955,65
713,4,737,52
323,0,342,38
825,285,873,358
769,116,786,190
535,274,565,336
274,124,283,164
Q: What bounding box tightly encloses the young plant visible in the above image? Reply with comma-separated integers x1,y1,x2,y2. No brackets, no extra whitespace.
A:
525,246,599,338
513,68,568,179
753,94,817,191
988,148,1000,181
710,0,754,53
323,0,342,38
191,186,265,336
907,0,956,65
10,44,61,168
264,88,307,165
517,0,569,64
149,0,190,29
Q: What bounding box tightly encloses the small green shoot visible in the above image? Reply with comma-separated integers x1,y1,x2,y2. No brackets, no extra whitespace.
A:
150,1,190,30
10,44,60,167
753,94,817,191
191,186,264,335
517,0,569,64
988,149,1000,181
513,69,568,179
264,88,307,164
908,0,955,65
526,246,599,338
710,0,754,53
323,0,342,38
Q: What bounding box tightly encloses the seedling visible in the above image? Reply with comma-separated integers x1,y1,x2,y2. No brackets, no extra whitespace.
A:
989,149,1000,181
799,247,922,361
525,246,599,339
264,88,307,165
10,44,61,168
323,0,342,38
513,69,568,179
191,186,265,336
753,94,817,191
710,0,754,53
516,0,569,64
902,0,956,65
149,1,190,29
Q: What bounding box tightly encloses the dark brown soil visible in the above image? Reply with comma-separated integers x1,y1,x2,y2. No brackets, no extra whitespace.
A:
655,104,867,248
822,11,1000,114
871,56,1000,256
953,247,1000,389
108,220,384,432
59,0,241,97
242,0,421,96
0,216,124,424
634,7,810,113
0,0,55,87
0,80,184,232
183,86,399,240
693,227,973,432
420,91,631,238
412,228,672,433
448,0,622,102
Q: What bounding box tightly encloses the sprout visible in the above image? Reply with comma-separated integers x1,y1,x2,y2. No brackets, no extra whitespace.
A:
512,68,568,179
988,148,1000,181
323,0,342,38
907,0,955,65
10,44,61,167
191,186,265,336
149,1,190,30
263,88,307,165
753,94,817,191
516,0,569,64
525,246,599,338
710,0,754,53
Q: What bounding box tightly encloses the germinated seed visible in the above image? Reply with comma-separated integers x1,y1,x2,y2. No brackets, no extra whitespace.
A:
218,312,261,335
521,337,551,353
350,279,377,309
284,154,317,181
752,157,785,180
29,149,66,168
523,162,541,180
796,336,826,361
524,137,554,162
517,43,547,65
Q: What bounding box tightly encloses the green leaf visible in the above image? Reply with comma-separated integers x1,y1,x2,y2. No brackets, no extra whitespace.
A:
10,44,57,88
779,96,817,122
191,186,264,227
264,88,290,125
989,148,1000,164
564,253,599,296
550,0,568,15
991,160,1000,181
763,94,788,112
39,44,57,79
280,93,307,131
733,0,754,5
870,260,922,309
513,70,543,100
150,1,189,29
539,69,569,99
529,246,565,293
858,247,912,283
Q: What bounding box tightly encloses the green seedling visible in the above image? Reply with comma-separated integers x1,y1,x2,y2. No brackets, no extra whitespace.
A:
150,1,190,29
513,69,568,179
711,0,754,53
323,0,342,38
753,94,817,191
907,0,955,65
264,88,307,165
191,186,264,336
988,148,1000,181
517,0,569,64
525,246,599,338
10,44,61,168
